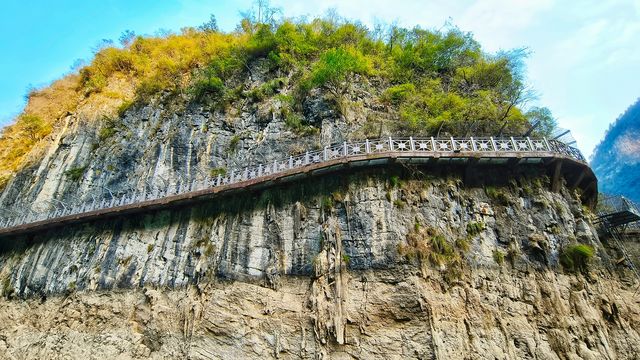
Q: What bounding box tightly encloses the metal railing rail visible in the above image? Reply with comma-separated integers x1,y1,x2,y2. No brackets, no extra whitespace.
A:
0,136,587,233
597,196,640,216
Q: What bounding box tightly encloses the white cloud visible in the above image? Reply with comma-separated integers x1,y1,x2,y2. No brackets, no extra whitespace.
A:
456,0,556,51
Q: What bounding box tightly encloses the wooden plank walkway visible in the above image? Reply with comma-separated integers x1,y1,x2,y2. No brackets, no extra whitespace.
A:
0,136,596,238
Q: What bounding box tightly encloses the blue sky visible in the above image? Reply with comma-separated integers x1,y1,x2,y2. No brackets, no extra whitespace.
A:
1,0,638,157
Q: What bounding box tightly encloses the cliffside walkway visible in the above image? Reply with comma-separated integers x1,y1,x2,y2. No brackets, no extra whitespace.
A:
596,196,640,285
596,196,640,228
0,136,596,238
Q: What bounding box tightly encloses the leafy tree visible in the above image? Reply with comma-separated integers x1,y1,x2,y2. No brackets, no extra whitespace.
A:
199,15,219,33
19,114,51,141
238,0,282,33
307,47,371,97
118,30,136,47
525,107,557,137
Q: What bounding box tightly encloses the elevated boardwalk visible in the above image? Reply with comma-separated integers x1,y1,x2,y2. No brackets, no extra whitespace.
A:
596,196,640,285
597,196,640,228
0,136,596,238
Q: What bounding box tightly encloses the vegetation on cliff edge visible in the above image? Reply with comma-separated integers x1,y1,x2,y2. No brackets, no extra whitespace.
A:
0,1,557,190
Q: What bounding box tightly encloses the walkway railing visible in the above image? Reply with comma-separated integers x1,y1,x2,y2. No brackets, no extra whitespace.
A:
597,196,640,229
0,136,587,234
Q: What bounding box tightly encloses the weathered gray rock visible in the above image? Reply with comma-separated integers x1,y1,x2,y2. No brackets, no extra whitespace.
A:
0,172,639,359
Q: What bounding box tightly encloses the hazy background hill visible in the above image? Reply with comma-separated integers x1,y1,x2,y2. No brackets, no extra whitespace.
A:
591,98,640,202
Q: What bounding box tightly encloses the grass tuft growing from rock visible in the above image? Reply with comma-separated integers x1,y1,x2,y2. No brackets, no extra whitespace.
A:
560,244,595,273
466,221,485,236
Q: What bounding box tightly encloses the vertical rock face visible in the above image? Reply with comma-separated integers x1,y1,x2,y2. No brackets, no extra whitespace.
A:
0,64,637,359
0,65,380,215
0,170,639,359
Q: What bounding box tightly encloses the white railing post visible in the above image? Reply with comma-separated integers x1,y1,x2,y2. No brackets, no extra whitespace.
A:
289,156,293,169
258,164,263,176
510,136,518,151
305,152,309,165
470,137,477,151
388,137,393,151
409,137,415,151
543,137,551,152
450,136,455,150
323,146,328,161
343,142,348,156
365,139,370,154
490,137,497,151
431,137,436,151
273,160,278,173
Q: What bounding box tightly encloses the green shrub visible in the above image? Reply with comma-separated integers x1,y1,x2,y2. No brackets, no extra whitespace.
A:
466,221,485,236
383,83,416,104
284,111,302,129
192,76,225,101
19,114,51,141
428,234,455,266
204,243,215,257
560,244,595,272
98,126,117,141
98,117,121,142
228,135,241,153
331,191,345,203
210,167,227,177
247,77,286,102
493,249,505,265
65,166,87,182
321,196,334,211
2,276,13,298
485,186,510,205
283,111,318,135
117,100,134,117
455,238,470,252
389,175,401,188
307,47,372,97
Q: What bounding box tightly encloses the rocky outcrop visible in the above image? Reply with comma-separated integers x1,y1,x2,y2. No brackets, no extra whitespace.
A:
1,169,639,359
0,62,638,359
1,256,639,359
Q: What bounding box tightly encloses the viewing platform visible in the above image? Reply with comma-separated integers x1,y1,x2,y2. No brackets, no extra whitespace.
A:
597,196,640,228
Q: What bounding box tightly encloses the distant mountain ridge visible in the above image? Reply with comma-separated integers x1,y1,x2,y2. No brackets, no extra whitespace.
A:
591,98,640,201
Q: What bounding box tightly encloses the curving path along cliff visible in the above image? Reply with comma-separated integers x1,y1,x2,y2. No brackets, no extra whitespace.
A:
0,136,595,238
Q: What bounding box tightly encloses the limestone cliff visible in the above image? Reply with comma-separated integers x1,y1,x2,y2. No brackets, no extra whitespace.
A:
0,62,638,359
1,166,639,358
